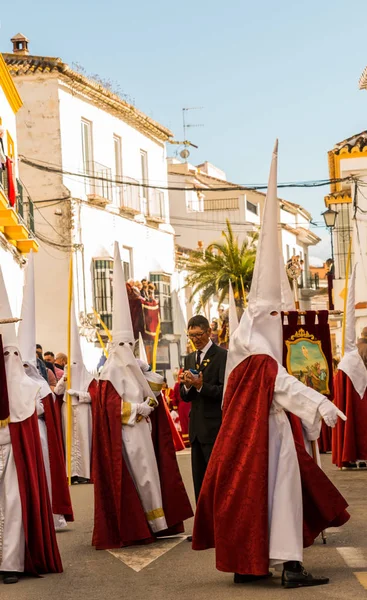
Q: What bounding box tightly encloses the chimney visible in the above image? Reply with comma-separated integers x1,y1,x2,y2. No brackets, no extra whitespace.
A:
11,33,30,55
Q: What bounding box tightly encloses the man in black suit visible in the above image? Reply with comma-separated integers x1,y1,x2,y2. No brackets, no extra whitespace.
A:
180,315,227,503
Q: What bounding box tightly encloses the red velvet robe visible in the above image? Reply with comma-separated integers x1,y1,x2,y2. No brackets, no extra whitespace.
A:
9,411,63,575
319,421,332,453
42,394,74,520
160,394,185,452
92,381,193,550
192,354,350,575
332,370,367,467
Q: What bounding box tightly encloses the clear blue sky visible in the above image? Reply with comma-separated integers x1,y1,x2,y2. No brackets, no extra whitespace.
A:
2,0,367,257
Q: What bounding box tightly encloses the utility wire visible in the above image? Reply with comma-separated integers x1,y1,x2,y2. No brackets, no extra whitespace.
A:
20,155,357,192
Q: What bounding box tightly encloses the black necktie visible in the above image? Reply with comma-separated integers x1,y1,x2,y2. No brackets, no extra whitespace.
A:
196,350,202,369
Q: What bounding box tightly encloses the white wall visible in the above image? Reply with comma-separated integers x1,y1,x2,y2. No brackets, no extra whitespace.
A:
76,201,175,313
58,86,170,220
0,245,24,320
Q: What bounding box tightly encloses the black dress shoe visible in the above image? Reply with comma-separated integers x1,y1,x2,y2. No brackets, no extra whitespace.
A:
3,573,19,584
186,535,192,542
71,476,79,485
358,461,367,468
343,462,357,469
234,572,272,584
282,563,329,588
77,477,90,484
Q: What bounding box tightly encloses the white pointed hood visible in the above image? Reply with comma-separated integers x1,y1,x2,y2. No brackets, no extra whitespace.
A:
0,265,39,422
226,141,283,383
69,296,94,392
228,283,239,336
18,251,52,399
100,242,153,401
139,332,149,364
338,265,367,398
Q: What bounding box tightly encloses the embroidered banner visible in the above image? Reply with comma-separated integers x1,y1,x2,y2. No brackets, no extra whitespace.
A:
282,310,333,452
282,310,333,399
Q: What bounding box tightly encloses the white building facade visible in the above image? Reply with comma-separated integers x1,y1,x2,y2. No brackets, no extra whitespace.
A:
168,158,321,326
0,49,38,319
4,36,179,374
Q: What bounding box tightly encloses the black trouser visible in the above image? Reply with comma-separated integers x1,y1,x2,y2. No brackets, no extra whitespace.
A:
191,439,214,502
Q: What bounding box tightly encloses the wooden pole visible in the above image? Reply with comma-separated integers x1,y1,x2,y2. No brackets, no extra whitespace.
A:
66,254,73,486
152,318,161,372
341,238,352,357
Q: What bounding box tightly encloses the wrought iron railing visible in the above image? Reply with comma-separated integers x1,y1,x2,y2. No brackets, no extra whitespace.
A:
84,161,113,201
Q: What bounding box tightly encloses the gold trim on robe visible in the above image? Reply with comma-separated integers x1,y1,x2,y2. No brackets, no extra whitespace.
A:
145,507,165,521
121,402,132,425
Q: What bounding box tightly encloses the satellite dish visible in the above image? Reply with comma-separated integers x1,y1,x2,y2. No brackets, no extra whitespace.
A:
180,148,190,159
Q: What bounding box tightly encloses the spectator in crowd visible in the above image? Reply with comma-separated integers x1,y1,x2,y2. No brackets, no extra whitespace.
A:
148,283,156,301
55,353,67,371
36,343,48,381
141,278,149,300
44,351,64,381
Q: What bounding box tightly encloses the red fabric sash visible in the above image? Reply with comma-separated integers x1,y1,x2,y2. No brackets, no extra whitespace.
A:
332,370,367,467
42,394,73,520
54,394,64,456
192,355,277,575
318,421,332,453
6,157,16,207
10,412,63,575
161,395,185,452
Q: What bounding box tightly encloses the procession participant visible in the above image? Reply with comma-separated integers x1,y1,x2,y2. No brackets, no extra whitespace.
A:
92,243,192,550
18,251,73,528
332,265,367,469
0,267,62,584
54,299,96,484
180,315,227,502
192,141,349,589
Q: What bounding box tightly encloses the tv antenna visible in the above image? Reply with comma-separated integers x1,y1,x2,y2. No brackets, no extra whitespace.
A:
169,107,203,161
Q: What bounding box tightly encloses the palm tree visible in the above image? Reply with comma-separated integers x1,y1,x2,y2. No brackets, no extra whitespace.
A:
185,220,257,312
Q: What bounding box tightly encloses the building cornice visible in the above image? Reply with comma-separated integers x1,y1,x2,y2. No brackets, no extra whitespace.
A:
3,53,172,142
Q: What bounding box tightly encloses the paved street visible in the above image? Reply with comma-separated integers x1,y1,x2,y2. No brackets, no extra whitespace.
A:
3,452,367,599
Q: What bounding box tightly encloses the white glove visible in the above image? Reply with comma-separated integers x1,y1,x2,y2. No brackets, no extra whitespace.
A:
318,399,347,428
67,389,79,397
78,391,91,403
136,399,155,418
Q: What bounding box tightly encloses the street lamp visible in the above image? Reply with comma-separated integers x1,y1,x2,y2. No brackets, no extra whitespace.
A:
322,208,338,310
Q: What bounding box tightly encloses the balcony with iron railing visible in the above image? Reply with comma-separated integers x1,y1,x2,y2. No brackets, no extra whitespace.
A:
84,161,113,205
0,165,38,254
113,178,166,221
